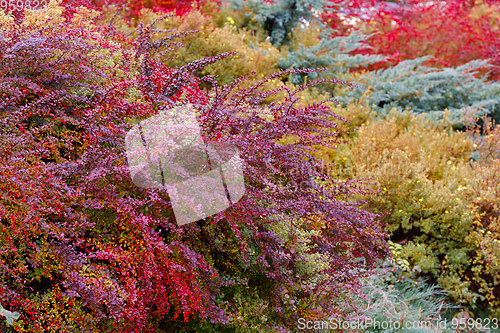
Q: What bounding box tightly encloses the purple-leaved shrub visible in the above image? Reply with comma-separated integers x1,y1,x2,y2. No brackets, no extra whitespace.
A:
0,1,388,331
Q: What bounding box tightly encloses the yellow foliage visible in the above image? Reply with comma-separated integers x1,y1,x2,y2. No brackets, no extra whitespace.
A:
317,105,500,315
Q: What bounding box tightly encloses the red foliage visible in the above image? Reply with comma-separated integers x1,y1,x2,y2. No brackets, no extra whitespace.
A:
325,0,500,80
0,15,218,331
58,0,199,21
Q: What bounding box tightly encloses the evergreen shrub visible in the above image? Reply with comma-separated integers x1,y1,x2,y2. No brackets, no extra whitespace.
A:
338,57,500,129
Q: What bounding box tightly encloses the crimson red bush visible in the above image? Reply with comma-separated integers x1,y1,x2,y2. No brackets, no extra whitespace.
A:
0,14,221,331
325,0,500,80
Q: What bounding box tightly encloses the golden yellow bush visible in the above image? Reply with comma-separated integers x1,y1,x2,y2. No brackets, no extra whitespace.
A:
318,105,500,316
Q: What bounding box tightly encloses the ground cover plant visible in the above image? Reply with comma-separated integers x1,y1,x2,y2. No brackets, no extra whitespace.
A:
359,255,456,333
0,1,389,331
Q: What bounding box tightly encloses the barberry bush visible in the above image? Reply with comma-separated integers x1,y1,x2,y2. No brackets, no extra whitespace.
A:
102,5,282,87
0,1,388,331
59,0,197,22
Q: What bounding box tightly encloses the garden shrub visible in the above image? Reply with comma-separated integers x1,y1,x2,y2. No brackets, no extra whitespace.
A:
0,1,389,331
277,22,383,86
360,256,455,333
359,0,500,80
326,0,500,80
316,105,500,318
58,0,197,22
102,5,282,87
198,0,267,35
225,0,331,48
338,57,500,129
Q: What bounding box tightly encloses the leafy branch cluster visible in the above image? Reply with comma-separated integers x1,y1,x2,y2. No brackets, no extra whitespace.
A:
0,1,388,331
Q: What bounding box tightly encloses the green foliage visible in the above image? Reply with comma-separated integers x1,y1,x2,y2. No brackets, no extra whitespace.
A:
360,257,455,333
387,240,411,272
339,57,500,129
278,23,384,86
